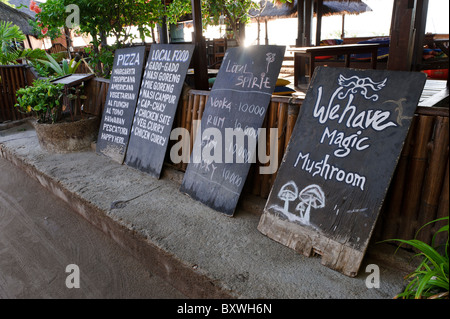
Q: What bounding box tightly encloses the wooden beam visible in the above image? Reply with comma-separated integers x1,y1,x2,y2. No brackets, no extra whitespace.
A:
159,16,169,44
315,0,323,46
191,0,209,90
412,0,429,71
388,0,417,71
296,0,305,46
304,0,314,47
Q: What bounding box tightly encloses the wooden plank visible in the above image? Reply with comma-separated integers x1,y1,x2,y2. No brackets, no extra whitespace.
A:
399,115,435,239
417,116,449,243
418,88,449,107
260,101,278,198
259,67,427,276
379,117,417,240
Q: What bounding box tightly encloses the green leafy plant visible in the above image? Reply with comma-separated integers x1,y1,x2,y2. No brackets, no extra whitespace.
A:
37,53,81,76
0,21,26,65
15,79,65,124
84,46,115,78
386,216,449,299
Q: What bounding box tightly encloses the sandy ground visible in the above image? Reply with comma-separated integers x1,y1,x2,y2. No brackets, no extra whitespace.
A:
0,156,186,299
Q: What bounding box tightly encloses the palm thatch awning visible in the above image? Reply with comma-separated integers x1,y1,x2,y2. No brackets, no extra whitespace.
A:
249,0,372,20
8,0,38,19
0,2,35,35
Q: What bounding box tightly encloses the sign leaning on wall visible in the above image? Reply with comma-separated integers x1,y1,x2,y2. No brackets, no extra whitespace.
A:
180,45,286,216
96,46,146,163
258,67,426,277
125,44,194,178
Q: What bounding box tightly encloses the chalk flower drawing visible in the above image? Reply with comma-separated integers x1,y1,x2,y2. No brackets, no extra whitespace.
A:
265,53,276,73
337,75,387,101
269,181,325,226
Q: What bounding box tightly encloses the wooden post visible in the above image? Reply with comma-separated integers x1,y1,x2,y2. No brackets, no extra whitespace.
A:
315,0,323,46
411,0,429,71
296,0,305,46
64,27,73,59
191,0,209,90
159,17,169,44
304,0,314,47
265,19,269,45
388,0,417,71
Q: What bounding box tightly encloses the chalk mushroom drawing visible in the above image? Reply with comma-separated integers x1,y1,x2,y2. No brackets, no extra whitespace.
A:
295,184,325,226
270,181,326,225
277,181,299,216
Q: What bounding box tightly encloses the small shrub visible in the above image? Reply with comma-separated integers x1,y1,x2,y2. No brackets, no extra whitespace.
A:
386,216,449,299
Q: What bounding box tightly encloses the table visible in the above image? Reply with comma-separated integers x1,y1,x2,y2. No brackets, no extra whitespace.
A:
289,43,380,87
52,73,95,118
185,68,219,88
434,39,449,56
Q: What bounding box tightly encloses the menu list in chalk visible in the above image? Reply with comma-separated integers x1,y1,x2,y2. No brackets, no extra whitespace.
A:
180,45,286,216
96,46,146,163
125,44,195,178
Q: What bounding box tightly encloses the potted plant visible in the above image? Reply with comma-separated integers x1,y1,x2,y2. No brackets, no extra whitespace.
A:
15,78,99,153
385,216,449,299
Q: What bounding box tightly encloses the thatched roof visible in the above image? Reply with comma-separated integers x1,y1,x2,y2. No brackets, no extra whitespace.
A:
249,0,372,20
0,2,35,35
322,1,372,16
8,0,38,18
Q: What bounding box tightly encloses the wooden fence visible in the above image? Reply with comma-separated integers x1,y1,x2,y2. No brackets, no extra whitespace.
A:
34,77,450,246
168,88,449,246
2,71,448,246
375,108,449,246
82,77,109,116
0,65,35,123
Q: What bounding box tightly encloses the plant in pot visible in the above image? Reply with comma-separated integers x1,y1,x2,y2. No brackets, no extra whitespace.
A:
15,78,99,153
384,216,449,299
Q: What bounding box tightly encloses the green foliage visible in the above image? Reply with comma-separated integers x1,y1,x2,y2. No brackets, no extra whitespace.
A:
84,46,115,79
18,48,52,77
37,53,81,76
29,19,63,40
15,79,65,124
35,0,172,47
0,21,26,65
204,0,260,44
386,216,449,299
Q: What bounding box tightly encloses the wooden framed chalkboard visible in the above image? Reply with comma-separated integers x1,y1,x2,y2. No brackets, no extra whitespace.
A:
180,45,286,216
96,46,147,163
258,67,427,276
125,44,195,178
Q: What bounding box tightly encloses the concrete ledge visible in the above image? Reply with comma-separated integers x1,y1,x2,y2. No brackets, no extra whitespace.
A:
0,121,415,299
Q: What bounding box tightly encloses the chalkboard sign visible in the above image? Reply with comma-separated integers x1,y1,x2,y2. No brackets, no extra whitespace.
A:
180,45,286,216
96,46,146,163
125,44,195,178
258,67,427,276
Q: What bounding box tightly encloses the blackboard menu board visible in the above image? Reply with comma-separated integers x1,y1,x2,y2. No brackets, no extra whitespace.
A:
180,45,286,216
96,46,146,163
125,44,195,178
258,67,426,276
